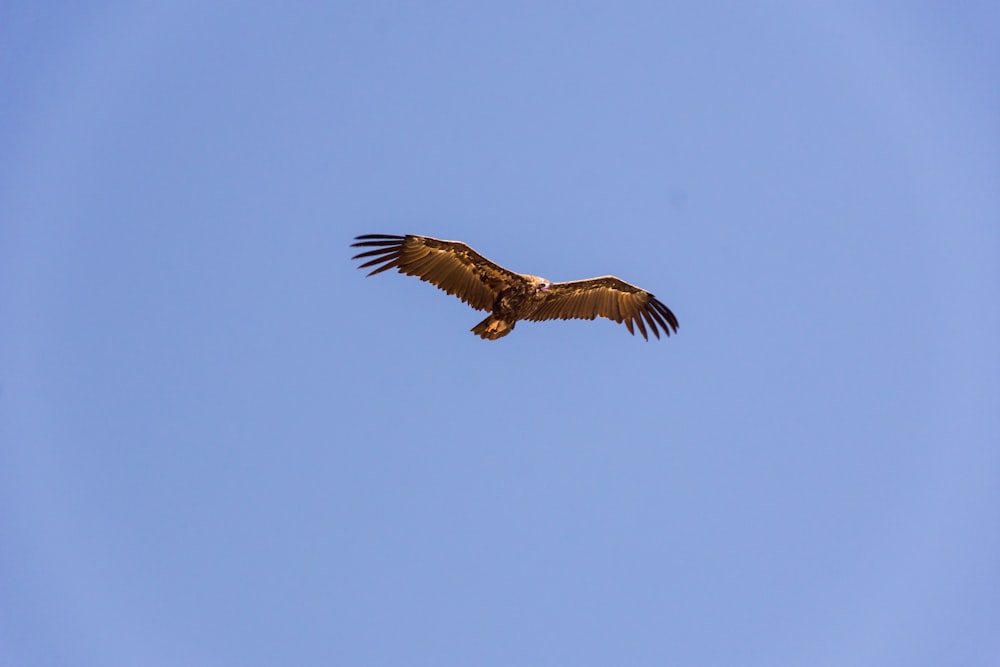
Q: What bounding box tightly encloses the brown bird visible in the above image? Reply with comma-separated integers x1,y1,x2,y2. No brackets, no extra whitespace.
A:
351,234,679,341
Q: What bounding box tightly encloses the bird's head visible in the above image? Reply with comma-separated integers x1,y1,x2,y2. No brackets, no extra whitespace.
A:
531,276,552,293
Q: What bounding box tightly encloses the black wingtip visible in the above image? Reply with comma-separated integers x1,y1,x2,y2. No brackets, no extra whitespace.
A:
649,297,679,335
351,235,406,276
352,234,404,246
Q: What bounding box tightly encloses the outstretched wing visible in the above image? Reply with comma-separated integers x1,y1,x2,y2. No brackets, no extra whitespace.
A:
351,234,523,311
525,276,679,340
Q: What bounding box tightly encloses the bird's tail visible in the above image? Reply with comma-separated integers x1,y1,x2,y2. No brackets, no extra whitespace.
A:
471,315,515,340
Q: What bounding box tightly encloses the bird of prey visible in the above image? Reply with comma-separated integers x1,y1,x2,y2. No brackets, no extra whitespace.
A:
351,234,679,341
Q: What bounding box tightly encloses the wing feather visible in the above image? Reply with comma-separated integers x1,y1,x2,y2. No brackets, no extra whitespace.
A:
633,307,649,339
351,234,522,311
641,308,659,338
525,276,679,340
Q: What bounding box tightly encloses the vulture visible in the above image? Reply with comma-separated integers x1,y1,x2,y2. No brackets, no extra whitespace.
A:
351,234,679,341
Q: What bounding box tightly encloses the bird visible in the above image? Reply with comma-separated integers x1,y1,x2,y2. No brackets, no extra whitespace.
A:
351,234,679,341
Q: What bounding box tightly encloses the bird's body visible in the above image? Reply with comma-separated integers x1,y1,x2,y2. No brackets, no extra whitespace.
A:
351,234,678,341
471,277,549,340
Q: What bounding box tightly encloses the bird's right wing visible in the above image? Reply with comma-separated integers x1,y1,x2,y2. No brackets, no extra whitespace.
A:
526,276,679,340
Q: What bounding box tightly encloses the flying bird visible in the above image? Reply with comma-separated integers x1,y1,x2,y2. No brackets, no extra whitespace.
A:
351,234,679,341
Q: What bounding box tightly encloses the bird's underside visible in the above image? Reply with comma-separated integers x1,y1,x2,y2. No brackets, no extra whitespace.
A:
351,234,678,341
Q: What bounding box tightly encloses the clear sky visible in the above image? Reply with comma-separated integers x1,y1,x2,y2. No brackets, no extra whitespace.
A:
2,3,999,665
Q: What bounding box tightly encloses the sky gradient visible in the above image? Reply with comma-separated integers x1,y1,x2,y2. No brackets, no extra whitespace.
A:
2,3,999,665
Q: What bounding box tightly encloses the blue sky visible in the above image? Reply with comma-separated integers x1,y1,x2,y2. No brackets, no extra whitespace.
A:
2,2,999,665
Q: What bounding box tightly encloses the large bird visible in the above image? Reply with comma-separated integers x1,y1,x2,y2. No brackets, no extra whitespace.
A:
351,234,679,341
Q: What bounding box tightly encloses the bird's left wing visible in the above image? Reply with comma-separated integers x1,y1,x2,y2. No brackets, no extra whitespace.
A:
351,234,522,312
525,276,679,340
